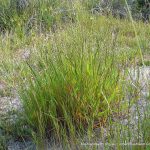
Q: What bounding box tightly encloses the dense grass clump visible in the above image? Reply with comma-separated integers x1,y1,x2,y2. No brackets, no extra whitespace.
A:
9,11,139,148
19,21,125,146
0,1,150,149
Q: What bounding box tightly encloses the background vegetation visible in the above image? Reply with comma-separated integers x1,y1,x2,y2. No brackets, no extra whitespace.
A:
0,0,150,33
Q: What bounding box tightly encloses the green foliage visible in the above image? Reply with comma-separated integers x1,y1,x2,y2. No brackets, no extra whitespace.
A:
19,21,125,142
132,0,150,21
82,0,100,9
0,0,75,33
0,0,150,33
0,0,150,148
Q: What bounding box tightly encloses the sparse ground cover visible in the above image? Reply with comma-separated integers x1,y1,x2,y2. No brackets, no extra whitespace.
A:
0,1,150,150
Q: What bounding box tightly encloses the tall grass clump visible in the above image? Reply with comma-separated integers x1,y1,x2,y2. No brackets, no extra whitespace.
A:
20,47,123,147
1,1,149,149
17,9,128,148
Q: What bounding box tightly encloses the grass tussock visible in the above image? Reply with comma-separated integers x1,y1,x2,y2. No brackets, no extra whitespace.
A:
16,12,144,145
0,1,150,149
